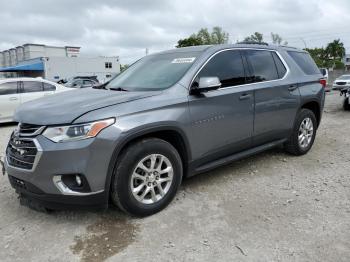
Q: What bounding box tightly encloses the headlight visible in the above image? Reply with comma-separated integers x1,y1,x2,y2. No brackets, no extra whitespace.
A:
42,118,115,142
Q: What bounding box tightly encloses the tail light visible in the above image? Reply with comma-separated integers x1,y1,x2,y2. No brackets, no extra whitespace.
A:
319,79,327,88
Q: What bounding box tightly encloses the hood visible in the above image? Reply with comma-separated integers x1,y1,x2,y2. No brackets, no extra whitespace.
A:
14,88,161,125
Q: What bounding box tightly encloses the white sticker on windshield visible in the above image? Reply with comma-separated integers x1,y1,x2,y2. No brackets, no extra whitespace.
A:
171,57,196,64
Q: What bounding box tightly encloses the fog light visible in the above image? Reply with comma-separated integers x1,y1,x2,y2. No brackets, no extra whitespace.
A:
75,175,82,187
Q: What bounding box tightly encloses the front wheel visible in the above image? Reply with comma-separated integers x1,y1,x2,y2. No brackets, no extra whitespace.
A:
285,109,317,156
111,138,183,217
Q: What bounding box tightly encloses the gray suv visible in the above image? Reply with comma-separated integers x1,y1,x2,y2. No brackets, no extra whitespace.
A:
4,44,325,216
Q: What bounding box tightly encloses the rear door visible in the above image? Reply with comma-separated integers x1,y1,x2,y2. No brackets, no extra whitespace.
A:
242,49,300,146
188,49,254,162
20,81,45,104
0,81,20,122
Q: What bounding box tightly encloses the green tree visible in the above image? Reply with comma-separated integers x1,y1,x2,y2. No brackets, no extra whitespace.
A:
305,47,330,68
305,39,346,69
176,27,229,48
243,32,264,43
325,39,345,60
271,32,288,45
211,27,229,44
177,35,202,48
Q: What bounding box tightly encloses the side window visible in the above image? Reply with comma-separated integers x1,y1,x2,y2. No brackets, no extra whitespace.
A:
83,80,93,86
43,83,56,91
287,51,320,75
72,80,83,88
271,52,287,78
22,81,43,93
0,82,18,95
245,50,279,82
196,50,245,88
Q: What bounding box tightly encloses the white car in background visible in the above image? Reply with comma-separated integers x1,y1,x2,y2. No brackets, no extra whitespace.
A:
332,75,350,91
0,77,72,123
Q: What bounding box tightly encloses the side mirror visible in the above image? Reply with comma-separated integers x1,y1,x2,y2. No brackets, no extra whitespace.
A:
191,77,221,94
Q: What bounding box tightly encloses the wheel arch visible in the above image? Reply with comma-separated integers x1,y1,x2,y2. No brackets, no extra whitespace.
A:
104,126,191,201
301,100,321,127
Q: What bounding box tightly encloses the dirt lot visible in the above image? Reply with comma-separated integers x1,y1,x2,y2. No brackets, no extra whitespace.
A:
0,92,349,262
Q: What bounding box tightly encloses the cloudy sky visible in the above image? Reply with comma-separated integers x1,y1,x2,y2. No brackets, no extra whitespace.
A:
1,0,349,64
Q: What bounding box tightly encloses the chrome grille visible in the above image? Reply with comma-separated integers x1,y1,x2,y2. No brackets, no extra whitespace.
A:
336,82,346,86
18,123,45,137
6,123,44,170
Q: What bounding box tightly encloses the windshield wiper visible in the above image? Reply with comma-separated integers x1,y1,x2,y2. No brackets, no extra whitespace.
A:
109,87,129,92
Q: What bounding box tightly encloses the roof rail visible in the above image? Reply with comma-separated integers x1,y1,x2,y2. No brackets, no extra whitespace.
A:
237,41,269,46
279,45,298,49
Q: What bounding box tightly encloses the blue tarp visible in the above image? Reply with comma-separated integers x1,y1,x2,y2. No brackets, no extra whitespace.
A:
0,61,44,72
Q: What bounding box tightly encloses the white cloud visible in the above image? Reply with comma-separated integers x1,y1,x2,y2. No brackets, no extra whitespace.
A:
0,0,349,64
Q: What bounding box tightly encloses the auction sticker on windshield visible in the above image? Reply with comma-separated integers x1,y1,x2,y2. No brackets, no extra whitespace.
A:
171,57,196,63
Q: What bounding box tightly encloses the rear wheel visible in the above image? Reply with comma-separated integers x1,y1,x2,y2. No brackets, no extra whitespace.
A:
285,109,317,156
111,138,182,217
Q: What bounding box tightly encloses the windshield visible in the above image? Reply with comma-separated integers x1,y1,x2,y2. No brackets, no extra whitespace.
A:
338,75,350,80
106,51,200,91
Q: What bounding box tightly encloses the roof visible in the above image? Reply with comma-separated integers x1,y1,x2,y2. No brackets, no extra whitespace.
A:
155,43,303,56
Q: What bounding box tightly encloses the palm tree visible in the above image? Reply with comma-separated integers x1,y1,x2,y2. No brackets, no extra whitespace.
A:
326,39,345,60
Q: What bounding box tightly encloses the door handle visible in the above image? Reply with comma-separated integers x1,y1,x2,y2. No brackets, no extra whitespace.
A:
288,85,298,91
9,97,18,101
239,93,252,100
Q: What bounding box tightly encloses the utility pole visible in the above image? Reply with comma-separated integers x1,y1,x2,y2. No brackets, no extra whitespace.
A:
300,38,307,49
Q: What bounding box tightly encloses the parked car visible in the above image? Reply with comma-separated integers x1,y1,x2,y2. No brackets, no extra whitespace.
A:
57,76,99,84
63,78,99,89
340,86,350,110
0,77,71,123
4,44,325,216
319,68,330,91
332,75,350,91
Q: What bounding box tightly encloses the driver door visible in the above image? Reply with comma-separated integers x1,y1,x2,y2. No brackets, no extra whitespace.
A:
188,50,254,163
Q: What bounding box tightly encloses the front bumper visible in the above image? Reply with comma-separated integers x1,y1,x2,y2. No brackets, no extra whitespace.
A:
5,125,121,210
333,84,350,91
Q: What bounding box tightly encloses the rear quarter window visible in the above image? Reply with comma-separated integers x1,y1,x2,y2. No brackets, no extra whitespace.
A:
0,82,18,95
287,51,320,75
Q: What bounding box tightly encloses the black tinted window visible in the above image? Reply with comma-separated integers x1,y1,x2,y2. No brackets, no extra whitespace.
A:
73,80,83,87
272,52,287,78
245,50,279,82
288,51,320,75
196,50,245,88
0,82,18,95
22,81,43,93
43,83,56,91
83,80,94,86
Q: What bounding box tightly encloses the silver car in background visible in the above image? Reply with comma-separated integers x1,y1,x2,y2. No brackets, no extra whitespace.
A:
332,75,350,91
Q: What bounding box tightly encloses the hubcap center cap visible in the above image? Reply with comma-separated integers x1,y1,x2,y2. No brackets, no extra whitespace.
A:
148,173,156,183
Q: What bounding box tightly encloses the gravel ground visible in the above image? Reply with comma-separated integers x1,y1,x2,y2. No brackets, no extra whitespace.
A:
0,92,349,262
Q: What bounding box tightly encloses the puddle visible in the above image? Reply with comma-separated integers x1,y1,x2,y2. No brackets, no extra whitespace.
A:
71,213,139,262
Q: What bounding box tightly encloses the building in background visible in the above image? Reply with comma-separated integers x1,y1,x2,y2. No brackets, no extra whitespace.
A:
0,44,120,83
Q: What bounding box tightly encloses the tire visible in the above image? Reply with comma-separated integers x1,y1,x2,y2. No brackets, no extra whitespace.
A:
343,98,350,111
111,138,183,217
284,109,317,156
